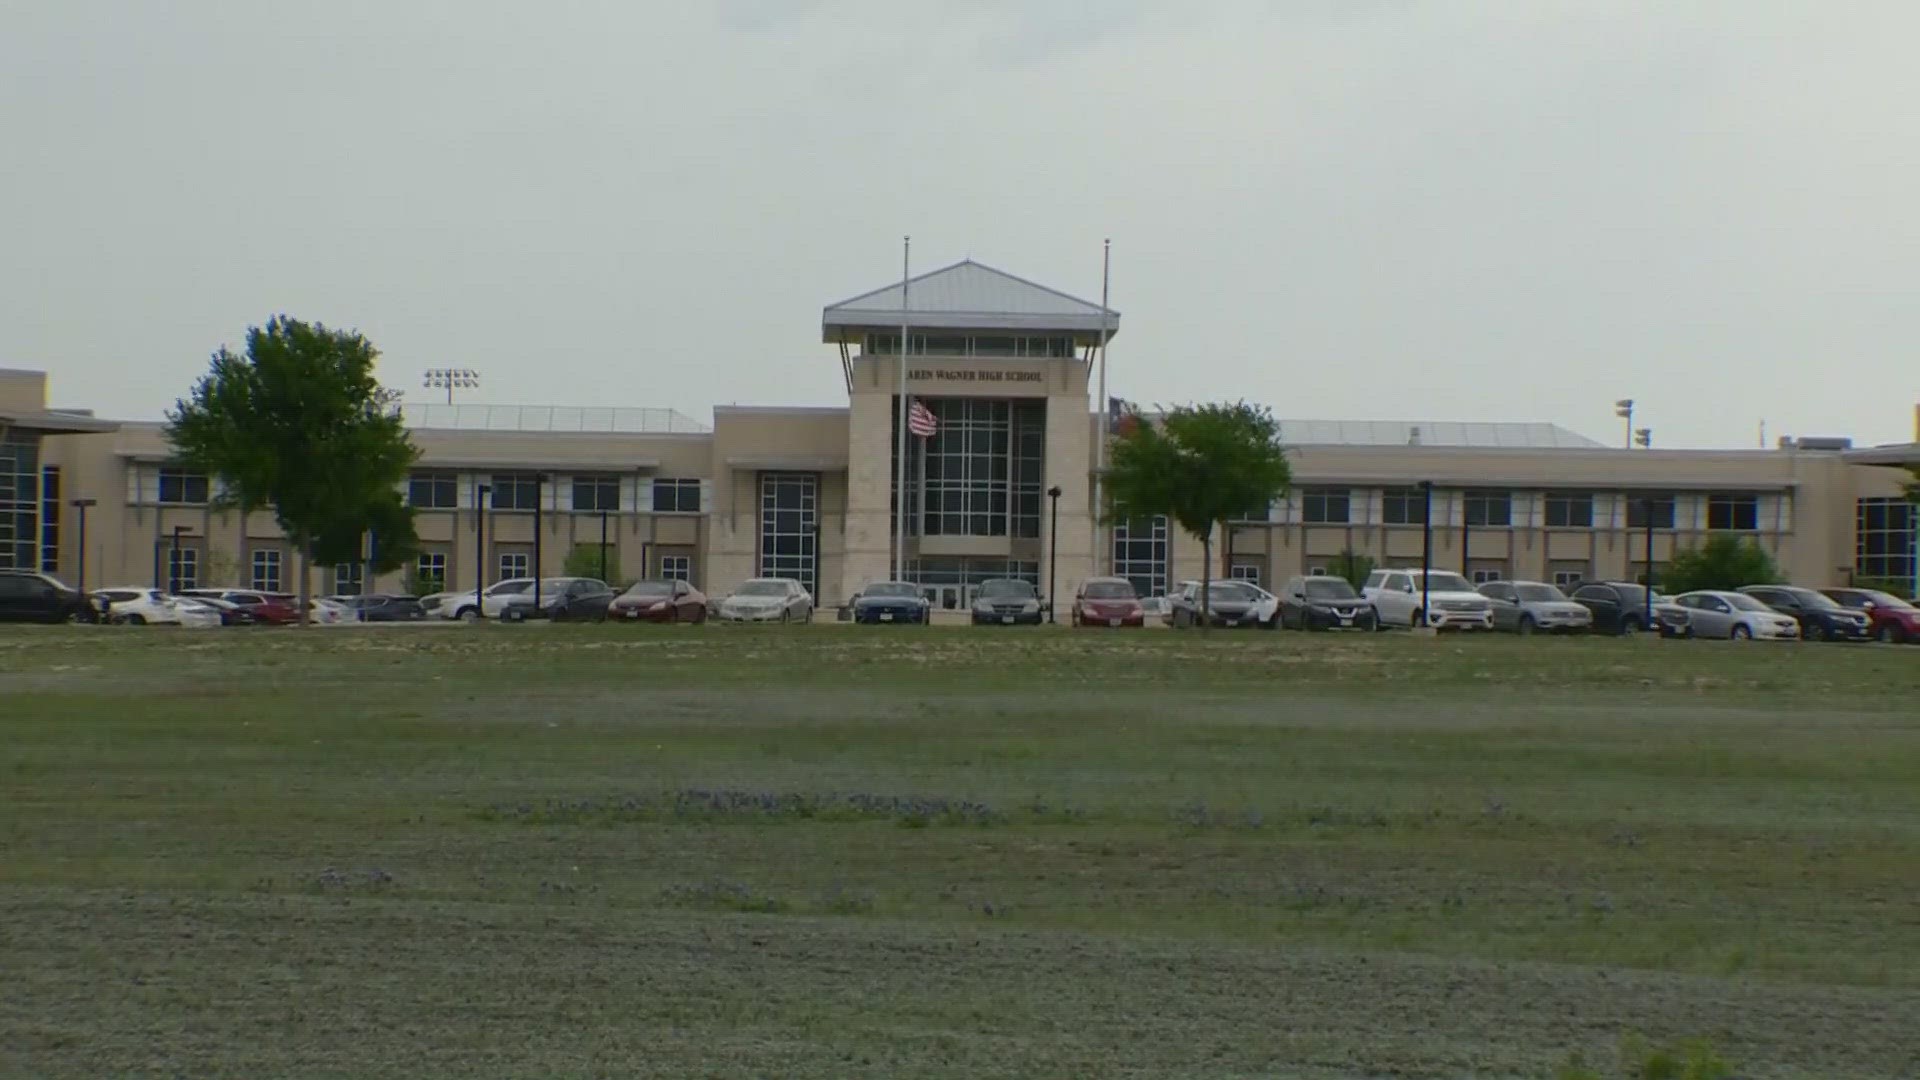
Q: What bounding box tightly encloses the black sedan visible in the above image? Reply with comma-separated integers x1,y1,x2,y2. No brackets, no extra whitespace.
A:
1739,585,1873,641
851,581,931,625
343,594,429,622
498,580,616,622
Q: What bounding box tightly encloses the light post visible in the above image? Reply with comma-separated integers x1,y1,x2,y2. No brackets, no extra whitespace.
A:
69,498,96,594
1642,496,1655,627
1461,491,1471,576
1614,399,1635,449
598,509,610,582
1046,485,1062,624
169,525,188,593
1418,481,1433,628
423,368,481,406
1634,427,1652,449
532,473,549,612
475,483,490,619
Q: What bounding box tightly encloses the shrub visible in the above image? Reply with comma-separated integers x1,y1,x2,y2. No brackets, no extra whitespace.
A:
1329,549,1375,592
1661,534,1779,593
563,544,619,583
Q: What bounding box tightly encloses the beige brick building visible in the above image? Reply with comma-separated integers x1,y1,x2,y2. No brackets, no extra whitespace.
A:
8,260,1919,606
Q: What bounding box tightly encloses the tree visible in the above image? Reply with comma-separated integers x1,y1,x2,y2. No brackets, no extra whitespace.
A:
1106,401,1292,630
167,317,418,622
1661,534,1780,594
564,543,620,584
1329,549,1375,592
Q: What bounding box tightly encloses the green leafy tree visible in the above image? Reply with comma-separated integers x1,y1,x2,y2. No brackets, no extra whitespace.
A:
564,543,620,584
1329,549,1375,592
1106,401,1292,629
1661,534,1780,593
167,316,419,621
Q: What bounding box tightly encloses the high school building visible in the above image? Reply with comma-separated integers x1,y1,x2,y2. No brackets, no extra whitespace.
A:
7,260,1920,605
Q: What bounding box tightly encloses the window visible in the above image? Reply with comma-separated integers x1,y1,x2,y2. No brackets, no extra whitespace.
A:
759,473,818,598
332,562,363,596
901,399,1045,539
1708,494,1759,531
653,478,702,514
1856,497,1916,584
1112,515,1169,600
490,473,541,511
1382,487,1427,525
407,470,459,509
158,468,211,505
1545,493,1594,528
167,546,199,591
0,433,37,569
1626,495,1676,530
1298,489,1349,525
40,466,60,572
250,549,283,593
416,552,447,592
1552,568,1585,588
1464,491,1511,527
571,475,620,513
660,554,692,582
1230,563,1261,584
497,551,530,581
1470,567,1504,584
1480,582,1514,602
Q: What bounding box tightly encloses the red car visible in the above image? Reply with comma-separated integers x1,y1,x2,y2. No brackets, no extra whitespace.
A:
180,589,302,625
1820,587,1920,643
1071,576,1145,628
607,579,708,623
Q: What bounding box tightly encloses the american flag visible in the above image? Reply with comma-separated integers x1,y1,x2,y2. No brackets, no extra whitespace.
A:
908,399,938,438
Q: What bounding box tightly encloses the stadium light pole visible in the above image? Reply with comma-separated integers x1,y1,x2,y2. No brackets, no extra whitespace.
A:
69,498,96,595
1614,399,1635,449
475,483,490,619
1418,481,1433,628
423,368,481,406
1046,485,1062,624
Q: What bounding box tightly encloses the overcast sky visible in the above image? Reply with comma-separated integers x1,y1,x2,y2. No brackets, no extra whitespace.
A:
5,1,1916,447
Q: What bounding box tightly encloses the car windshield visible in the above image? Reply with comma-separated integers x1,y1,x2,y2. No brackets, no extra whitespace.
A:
1083,580,1135,599
488,581,530,595
1418,572,1475,593
624,581,674,596
1515,584,1567,602
1206,582,1259,602
737,581,790,597
979,580,1035,599
1786,589,1841,610
1726,594,1772,612
865,583,919,598
1860,590,1915,609
1303,578,1356,599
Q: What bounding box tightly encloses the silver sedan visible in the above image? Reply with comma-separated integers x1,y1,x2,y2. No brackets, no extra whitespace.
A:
714,578,815,623
1670,590,1801,640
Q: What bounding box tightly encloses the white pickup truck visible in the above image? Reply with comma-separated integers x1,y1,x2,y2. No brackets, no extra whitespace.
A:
1362,569,1495,630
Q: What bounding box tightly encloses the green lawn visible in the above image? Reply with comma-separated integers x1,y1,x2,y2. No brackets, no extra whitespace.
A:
3,626,1918,1078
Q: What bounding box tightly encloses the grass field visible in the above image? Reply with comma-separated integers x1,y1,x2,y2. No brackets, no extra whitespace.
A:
4,625,1919,1078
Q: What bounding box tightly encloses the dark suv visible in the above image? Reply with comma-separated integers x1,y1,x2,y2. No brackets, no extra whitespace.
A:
1568,581,1688,637
1739,585,1872,642
0,571,104,624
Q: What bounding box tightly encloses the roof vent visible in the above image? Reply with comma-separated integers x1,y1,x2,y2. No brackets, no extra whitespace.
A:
1407,425,1421,446
1793,436,1853,451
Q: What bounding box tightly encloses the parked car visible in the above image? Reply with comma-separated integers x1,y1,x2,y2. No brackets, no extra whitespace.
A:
1071,576,1145,628
96,587,184,625
169,596,232,628
970,578,1044,626
1363,570,1494,630
342,594,428,622
179,589,300,625
1277,575,1377,630
715,578,815,623
0,570,105,623
435,578,537,621
1819,587,1920,643
1477,580,1594,634
309,598,350,625
1168,579,1280,629
607,579,709,623
1669,590,1801,640
1139,595,1171,622
850,581,932,625
499,578,615,622
1739,585,1873,642
1566,581,1686,636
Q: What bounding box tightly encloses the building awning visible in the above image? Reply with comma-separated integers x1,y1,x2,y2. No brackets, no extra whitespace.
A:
725,454,848,472
1844,443,1920,467
0,409,118,435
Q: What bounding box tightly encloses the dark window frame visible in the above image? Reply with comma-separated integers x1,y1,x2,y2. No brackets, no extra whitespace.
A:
408,470,460,509
572,475,621,513
1707,494,1759,532
1382,487,1427,526
652,478,702,514
1545,492,1594,528
157,468,211,506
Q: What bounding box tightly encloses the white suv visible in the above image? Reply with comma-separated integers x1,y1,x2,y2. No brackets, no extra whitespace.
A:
1363,569,1495,630
434,578,537,621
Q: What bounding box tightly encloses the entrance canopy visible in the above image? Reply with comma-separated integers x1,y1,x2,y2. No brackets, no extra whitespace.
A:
823,259,1119,340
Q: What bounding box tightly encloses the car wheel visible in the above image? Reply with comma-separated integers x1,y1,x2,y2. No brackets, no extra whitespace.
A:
457,607,479,623
1618,616,1641,637
1517,616,1535,636
1410,609,1424,630
125,614,146,626
1892,624,1910,645
1730,624,1752,641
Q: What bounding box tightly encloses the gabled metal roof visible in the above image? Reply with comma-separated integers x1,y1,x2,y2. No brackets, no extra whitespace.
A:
1275,420,1604,449
823,259,1119,337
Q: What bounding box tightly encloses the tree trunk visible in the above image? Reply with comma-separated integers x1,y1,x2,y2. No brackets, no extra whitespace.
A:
297,545,312,627
1199,528,1212,636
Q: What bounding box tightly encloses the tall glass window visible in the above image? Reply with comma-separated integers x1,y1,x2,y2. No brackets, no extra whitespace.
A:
0,433,39,569
250,549,283,593
1113,515,1169,599
40,465,60,572
1856,497,1916,584
897,399,1044,539
759,472,818,598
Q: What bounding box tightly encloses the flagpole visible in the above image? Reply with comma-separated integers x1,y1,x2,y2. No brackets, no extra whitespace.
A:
1094,238,1112,572
895,236,911,582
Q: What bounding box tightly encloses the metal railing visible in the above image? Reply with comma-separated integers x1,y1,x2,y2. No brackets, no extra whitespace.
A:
399,404,707,434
